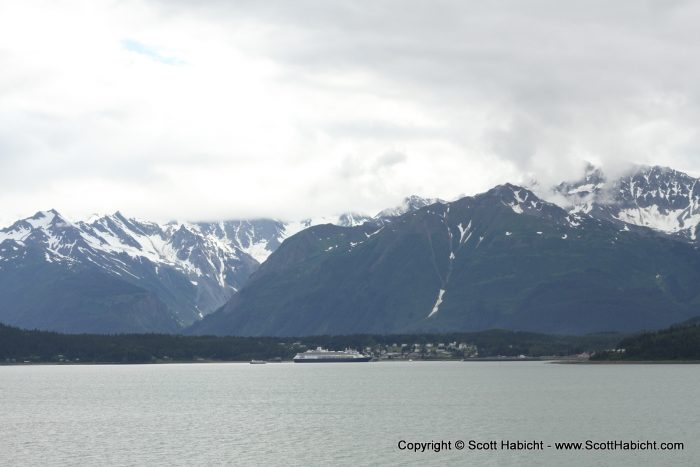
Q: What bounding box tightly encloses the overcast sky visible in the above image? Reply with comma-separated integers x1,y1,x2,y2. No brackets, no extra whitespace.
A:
1,0,700,226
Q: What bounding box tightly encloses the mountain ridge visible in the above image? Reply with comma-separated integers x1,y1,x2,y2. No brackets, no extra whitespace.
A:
190,170,700,336
4,165,700,335
0,196,437,333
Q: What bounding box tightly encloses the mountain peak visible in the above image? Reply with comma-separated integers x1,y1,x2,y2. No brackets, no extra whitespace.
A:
30,209,56,219
26,209,72,229
112,211,129,222
555,165,606,200
475,183,565,220
633,164,694,182
337,212,372,227
376,195,444,219
552,164,700,240
485,183,533,200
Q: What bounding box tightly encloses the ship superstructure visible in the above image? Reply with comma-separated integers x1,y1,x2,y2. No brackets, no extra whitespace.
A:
293,347,371,363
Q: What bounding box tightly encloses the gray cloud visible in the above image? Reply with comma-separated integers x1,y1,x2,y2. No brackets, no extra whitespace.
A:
1,0,700,225
373,151,407,170
157,0,700,168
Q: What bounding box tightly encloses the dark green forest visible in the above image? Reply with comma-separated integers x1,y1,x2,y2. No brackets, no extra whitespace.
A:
592,317,700,361
0,323,621,363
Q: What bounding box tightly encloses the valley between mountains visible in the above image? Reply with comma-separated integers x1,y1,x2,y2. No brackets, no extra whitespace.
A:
2,165,700,336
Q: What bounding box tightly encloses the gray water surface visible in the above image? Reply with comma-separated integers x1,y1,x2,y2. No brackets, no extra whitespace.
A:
1,361,697,466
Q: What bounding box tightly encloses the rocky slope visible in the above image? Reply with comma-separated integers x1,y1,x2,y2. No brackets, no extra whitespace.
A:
5,165,700,336
557,165,700,242
191,178,700,336
0,198,426,332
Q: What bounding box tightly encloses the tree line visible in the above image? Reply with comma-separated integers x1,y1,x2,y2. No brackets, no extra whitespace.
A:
591,317,700,361
0,323,622,364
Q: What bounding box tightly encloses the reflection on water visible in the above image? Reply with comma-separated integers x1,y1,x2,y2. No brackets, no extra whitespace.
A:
0,362,697,466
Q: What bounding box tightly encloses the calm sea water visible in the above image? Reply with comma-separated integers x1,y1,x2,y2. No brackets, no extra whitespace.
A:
0,361,697,466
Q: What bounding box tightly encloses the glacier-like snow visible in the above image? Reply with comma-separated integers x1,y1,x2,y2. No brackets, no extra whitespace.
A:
427,289,445,318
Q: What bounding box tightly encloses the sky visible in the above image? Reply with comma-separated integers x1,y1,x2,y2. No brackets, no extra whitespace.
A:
1,0,700,226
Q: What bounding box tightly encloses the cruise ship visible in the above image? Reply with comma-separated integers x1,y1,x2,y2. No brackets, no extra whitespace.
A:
293,347,371,363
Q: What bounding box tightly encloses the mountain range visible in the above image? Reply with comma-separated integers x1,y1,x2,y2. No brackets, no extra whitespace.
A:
2,165,700,335
0,198,429,332
191,165,700,336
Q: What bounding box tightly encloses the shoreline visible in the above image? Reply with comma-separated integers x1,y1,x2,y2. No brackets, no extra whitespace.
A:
5,357,700,366
557,359,700,365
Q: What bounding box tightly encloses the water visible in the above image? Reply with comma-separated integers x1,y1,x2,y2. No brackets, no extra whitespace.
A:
0,361,697,466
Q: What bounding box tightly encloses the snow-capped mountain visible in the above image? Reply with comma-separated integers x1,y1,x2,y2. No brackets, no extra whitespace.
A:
192,180,700,337
0,210,260,326
5,164,700,337
556,165,700,241
0,197,433,333
376,195,445,220
4,170,700,337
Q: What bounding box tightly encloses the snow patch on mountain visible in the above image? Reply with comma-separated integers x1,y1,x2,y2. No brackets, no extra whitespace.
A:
0,225,30,243
616,206,700,238
506,202,524,214
552,165,700,242
457,221,472,243
427,289,445,318
26,210,57,229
